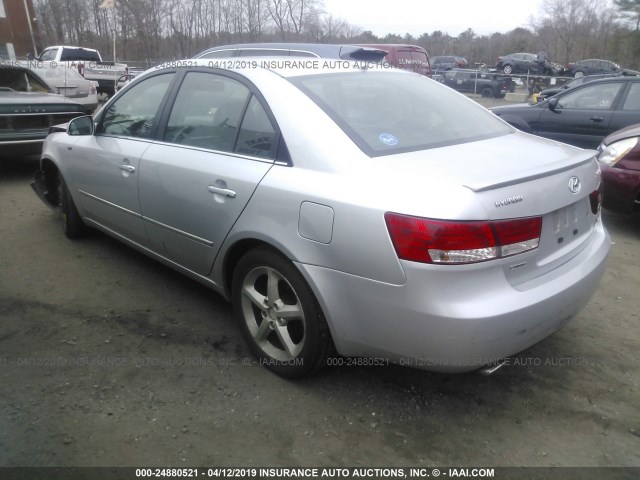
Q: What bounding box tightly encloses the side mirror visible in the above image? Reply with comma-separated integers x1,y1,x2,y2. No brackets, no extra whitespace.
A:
548,97,559,111
26,52,34,61
68,115,94,136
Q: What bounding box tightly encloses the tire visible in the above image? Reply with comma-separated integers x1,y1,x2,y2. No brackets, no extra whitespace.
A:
232,247,332,378
502,64,513,74
58,174,85,239
480,87,493,98
574,70,584,78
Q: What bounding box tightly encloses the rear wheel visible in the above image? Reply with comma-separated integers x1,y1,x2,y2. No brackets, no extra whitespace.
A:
503,64,513,74
232,247,331,378
481,87,494,98
58,174,85,239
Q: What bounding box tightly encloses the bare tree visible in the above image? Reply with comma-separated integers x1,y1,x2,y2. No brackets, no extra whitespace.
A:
615,0,640,30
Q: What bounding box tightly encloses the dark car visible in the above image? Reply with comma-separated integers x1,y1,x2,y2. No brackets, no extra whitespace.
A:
491,76,640,149
596,124,640,215
566,59,620,78
435,69,511,98
431,55,468,72
536,74,624,102
496,52,538,74
1,64,87,155
194,42,389,63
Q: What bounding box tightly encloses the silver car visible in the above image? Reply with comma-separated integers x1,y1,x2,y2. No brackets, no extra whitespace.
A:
32,59,610,378
26,64,99,112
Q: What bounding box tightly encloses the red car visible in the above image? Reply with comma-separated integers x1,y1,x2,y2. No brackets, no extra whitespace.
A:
597,124,640,214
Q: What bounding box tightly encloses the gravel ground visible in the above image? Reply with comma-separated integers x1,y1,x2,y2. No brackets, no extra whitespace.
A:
1,114,639,474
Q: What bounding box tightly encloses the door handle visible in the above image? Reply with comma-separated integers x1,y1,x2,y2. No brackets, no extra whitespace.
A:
590,116,604,122
207,185,236,198
119,164,136,173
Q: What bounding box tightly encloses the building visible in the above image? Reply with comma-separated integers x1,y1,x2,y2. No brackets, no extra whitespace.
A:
0,0,38,59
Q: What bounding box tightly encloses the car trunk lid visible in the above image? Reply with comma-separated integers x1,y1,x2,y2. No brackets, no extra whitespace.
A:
373,132,602,285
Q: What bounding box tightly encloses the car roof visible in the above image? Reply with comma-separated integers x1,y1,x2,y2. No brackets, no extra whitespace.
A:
134,57,405,83
194,43,388,61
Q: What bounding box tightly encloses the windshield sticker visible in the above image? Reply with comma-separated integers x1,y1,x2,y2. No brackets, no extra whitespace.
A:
379,133,398,146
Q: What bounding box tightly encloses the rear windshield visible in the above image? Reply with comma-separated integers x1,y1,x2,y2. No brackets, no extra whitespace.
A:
61,48,101,62
289,71,511,157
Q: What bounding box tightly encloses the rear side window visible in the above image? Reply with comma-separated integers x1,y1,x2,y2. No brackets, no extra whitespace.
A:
235,96,276,158
622,83,640,110
290,71,511,157
395,50,413,70
411,50,429,69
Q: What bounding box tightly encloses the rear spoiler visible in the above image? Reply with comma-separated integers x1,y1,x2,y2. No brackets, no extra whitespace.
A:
339,47,388,62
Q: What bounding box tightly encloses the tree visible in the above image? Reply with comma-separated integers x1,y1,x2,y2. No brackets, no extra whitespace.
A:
615,0,640,30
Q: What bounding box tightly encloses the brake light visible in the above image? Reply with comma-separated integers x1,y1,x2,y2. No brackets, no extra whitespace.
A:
589,183,603,215
384,213,542,265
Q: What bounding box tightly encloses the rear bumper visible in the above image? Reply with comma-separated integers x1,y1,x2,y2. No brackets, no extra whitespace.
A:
298,219,610,373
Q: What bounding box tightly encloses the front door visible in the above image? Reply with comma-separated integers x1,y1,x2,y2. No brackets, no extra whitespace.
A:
138,71,278,276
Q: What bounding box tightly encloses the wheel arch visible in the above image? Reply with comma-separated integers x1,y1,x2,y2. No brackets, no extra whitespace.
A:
219,236,338,348
221,237,273,298
40,157,62,206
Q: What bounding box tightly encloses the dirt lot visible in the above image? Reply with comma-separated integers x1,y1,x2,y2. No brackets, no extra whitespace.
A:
1,136,639,472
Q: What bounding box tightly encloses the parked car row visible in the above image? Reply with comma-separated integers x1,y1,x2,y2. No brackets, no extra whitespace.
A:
495,52,632,78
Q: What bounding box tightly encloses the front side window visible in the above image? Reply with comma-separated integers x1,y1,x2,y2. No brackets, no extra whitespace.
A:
557,82,623,110
98,73,175,139
39,48,59,62
290,71,512,157
164,72,251,153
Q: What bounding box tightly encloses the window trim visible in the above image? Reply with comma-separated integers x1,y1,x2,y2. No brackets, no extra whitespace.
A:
155,67,288,164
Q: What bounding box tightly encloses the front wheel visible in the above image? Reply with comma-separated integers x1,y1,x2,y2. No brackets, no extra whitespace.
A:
232,247,332,378
503,64,513,74
574,70,584,78
58,174,85,239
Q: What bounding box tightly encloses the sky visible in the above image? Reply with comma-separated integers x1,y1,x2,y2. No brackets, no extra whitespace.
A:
322,0,547,37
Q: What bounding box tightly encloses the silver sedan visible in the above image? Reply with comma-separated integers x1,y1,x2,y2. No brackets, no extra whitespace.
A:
32,59,610,378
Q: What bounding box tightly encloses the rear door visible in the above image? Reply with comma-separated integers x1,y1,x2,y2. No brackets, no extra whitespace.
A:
536,80,625,148
609,81,640,134
138,70,277,275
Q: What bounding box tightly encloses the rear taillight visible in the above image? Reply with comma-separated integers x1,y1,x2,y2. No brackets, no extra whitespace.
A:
384,213,542,265
589,183,603,215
